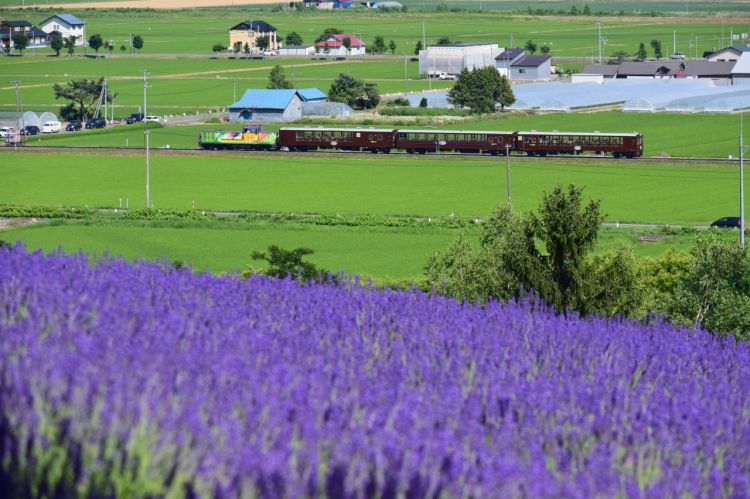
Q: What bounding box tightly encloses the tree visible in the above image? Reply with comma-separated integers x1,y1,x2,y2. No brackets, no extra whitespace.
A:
316,27,342,42
88,34,103,54
106,41,114,55
256,36,270,52
419,97,428,108
328,73,380,109
635,42,648,61
425,185,615,315
524,40,537,54
285,32,303,46
64,35,76,56
414,40,423,55
246,245,328,283
267,65,292,89
53,77,110,122
569,5,578,15
342,36,351,54
650,39,663,59
608,50,630,64
372,35,386,54
448,66,515,113
388,40,397,54
212,43,227,55
243,42,250,57
540,44,551,54
132,35,144,52
11,33,27,55
232,41,243,55
50,34,63,56
120,45,126,53
436,36,454,45
582,4,591,15
666,234,750,340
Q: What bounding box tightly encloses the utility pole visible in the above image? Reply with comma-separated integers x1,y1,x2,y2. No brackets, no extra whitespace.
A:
11,80,22,146
673,30,676,55
422,21,425,50
505,144,512,207
404,54,408,95
742,114,746,247
103,78,107,123
144,70,150,208
598,23,601,64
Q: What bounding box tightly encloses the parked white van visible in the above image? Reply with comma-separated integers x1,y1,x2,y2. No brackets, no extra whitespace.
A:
42,121,62,133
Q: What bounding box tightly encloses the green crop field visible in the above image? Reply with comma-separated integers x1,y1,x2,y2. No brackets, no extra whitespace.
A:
0,8,745,56
27,111,744,158
1,149,747,224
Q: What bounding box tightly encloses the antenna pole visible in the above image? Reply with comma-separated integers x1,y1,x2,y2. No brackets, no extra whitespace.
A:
742,113,746,247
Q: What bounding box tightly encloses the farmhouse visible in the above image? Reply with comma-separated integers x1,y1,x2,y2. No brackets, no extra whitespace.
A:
315,34,366,56
228,20,280,54
228,88,327,122
1,20,49,49
705,45,750,62
509,54,552,81
278,44,315,56
419,43,502,77
39,14,86,46
494,48,524,77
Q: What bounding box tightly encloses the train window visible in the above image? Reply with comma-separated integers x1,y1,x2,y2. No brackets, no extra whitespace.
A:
356,133,361,138
368,134,374,140
377,134,383,140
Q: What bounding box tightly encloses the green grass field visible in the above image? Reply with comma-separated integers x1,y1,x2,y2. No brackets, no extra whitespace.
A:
1,149,747,224
27,111,744,158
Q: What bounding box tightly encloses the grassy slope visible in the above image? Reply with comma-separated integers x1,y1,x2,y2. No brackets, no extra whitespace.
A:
1,150,747,224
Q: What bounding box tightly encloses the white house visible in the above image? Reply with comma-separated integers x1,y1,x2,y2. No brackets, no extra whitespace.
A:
314,34,366,56
39,14,86,46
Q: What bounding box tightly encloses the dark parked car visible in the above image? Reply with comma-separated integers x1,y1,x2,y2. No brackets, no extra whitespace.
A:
21,125,40,136
66,120,82,131
85,117,107,129
711,217,742,229
126,113,144,124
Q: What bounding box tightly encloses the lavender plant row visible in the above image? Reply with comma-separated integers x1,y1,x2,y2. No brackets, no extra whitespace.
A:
1,244,749,497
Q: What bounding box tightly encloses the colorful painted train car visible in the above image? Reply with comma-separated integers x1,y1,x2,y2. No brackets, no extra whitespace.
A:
199,126,278,150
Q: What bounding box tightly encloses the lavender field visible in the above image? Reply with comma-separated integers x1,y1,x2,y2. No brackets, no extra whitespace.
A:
1,244,749,497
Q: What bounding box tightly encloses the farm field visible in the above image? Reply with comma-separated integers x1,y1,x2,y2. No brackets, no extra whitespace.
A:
1,220,738,277
28,111,746,158
0,57,449,115
0,8,744,57
1,149,747,223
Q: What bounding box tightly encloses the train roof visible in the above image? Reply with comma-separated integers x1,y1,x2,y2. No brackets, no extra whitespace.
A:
280,127,395,133
397,129,516,134
518,131,641,137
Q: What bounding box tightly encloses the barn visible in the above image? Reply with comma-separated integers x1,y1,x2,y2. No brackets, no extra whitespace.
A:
228,88,328,122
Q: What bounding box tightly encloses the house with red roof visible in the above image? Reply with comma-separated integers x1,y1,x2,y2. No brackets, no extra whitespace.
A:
315,34,366,56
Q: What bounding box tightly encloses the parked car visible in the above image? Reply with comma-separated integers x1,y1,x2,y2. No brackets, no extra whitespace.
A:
85,117,107,129
126,113,144,124
670,52,686,60
21,125,40,136
66,120,82,131
263,50,277,56
144,115,161,123
0,127,11,138
41,121,62,133
711,216,742,229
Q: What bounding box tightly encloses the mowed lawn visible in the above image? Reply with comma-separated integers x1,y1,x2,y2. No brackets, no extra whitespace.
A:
1,150,746,224
0,223,459,277
27,111,745,158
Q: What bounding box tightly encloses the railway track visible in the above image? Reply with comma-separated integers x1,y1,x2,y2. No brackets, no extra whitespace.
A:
2,145,741,164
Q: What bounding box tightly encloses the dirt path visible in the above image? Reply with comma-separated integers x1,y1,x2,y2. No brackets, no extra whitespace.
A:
0,217,40,231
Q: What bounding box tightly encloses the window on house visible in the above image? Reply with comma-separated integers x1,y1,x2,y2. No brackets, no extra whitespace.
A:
519,68,526,74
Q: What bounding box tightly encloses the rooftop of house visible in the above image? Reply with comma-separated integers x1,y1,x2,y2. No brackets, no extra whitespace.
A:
41,14,85,26
228,88,326,109
315,34,365,48
580,64,621,76
495,48,525,61
229,20,277,33
512,54,551,67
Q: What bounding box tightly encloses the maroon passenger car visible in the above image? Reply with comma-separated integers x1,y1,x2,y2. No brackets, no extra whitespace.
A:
395,129,516,154
515,131,643,158
278,127,397,152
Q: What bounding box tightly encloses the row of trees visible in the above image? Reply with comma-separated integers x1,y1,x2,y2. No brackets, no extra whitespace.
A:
425,185,750,340
608,39,663,63
266,65,380,109
10,33,143,56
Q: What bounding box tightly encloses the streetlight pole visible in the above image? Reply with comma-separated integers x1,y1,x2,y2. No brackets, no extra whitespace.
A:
505,144,512,207
741,113,746,247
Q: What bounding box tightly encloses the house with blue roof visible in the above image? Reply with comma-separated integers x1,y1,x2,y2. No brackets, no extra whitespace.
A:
228,88,327,122
40,14,86,46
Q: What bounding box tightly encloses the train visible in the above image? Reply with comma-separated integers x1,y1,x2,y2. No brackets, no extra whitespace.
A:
198,125,644,158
